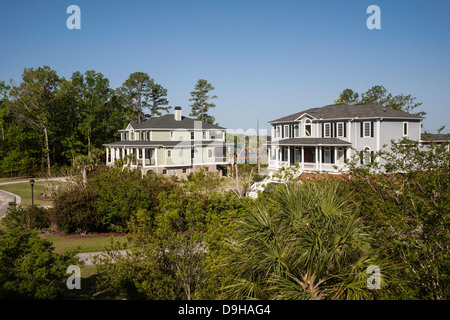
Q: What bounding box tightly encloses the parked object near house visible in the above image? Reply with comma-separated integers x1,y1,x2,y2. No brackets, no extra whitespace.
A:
103,107,234,179
268,103,427,173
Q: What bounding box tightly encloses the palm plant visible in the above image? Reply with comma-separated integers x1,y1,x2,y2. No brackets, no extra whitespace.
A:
223,179,389,300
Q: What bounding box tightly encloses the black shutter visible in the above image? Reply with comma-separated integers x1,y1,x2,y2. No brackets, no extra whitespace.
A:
371,151,374,163
331,147,335,163
344,122,347,137
322,123,324,138
360,151,363,164
371,122,374,137
281,126,284,138
322,147,325,163
333,123,337,138
360,122,363,137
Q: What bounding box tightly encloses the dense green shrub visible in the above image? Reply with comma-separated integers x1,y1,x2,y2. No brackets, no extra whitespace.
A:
86,166,176,232
50,185,101,234
94,190,253,300
3,205,50,231
0,228,79,299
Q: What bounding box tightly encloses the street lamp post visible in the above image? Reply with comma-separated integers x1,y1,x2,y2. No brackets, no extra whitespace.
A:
30,179,35,206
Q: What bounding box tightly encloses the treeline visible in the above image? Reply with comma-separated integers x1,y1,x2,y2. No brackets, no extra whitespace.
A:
0,66,218,177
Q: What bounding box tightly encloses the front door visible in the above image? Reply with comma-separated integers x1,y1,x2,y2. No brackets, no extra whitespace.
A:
304,147,315,163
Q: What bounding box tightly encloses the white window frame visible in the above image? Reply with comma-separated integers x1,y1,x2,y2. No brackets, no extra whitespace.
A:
403,122,408,136
337,122,344,138
203,131,207,140
294,124,299,138
170,131,174,139
284,125,289,138
167,149,172,158
363,147,371,164
337,147,344,164
363,122,371,138
276,126,281,138
304,119,312,137
324,147,332,163
324,123,331,138
207,148,213,159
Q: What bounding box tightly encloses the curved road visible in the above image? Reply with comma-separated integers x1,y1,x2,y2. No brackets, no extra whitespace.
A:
0,177,69,219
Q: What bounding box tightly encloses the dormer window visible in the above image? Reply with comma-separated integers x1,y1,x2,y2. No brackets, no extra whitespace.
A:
304,119,312,137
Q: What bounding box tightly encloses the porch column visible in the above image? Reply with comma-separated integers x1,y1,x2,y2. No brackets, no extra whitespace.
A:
301,146,304,171
142,148,146,168
287,147,291,167
319,147,322,171
315,146,318,171
155,148,158,173
334,147,338,171
106,147,109,164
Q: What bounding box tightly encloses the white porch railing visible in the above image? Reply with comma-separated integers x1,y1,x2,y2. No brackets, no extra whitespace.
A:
268,159,347,173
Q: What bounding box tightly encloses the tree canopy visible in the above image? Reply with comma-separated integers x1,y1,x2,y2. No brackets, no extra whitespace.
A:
189,79,218,125
334,85,425,116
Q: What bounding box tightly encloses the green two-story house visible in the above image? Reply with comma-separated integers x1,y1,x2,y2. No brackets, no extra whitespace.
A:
103,107,234,178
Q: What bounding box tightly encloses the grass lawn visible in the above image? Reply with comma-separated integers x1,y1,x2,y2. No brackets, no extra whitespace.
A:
0,180,61,206
45,234,129,254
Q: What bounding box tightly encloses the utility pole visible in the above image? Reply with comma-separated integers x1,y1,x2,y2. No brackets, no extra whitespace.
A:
257,118,260,175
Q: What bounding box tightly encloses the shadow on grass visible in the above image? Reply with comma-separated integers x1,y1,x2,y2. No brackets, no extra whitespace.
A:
61,268,117,300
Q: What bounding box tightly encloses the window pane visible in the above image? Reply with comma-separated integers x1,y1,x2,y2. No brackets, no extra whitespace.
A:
364,123,370,137
325,124,330,137
305,125,311,136
338,123,343,137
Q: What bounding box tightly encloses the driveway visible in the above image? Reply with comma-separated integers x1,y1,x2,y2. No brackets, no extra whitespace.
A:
0,190,21,219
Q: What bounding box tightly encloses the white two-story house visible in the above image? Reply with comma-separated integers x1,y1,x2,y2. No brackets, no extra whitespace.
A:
268,103,425,173
103,107,234,178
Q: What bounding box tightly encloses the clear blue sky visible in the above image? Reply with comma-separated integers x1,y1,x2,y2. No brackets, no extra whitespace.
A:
1,0,449,134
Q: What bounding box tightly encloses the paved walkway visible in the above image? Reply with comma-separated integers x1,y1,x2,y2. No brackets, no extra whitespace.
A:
76,250,129,266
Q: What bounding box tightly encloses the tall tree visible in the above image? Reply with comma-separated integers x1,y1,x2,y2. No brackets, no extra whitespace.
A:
9,66,60,176
119,72,153,123
71,70,111,157
147,83,171,119
189,79,218,124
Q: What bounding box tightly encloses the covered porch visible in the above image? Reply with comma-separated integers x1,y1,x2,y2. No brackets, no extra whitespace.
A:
105,145,158,168
268,138,352,173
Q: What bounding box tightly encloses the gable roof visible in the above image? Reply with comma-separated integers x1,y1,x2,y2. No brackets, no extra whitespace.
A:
124,114,225,130
270,103,425,123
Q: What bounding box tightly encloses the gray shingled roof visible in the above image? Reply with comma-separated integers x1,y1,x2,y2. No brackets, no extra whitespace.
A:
270,103,424,123
270,138,352,146
103,140,232,147
126,114,225,130
420,133,450,142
